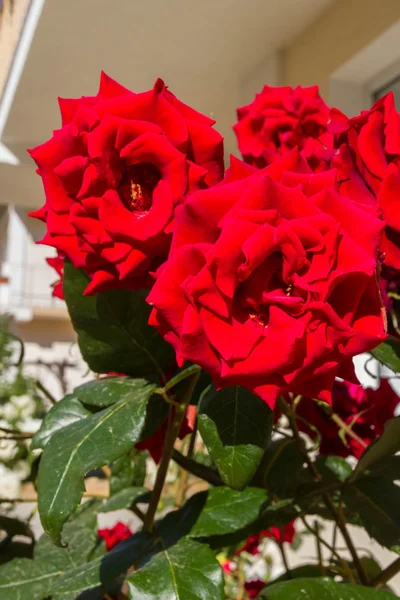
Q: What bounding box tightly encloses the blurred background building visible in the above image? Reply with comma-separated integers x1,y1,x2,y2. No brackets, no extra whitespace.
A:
1,0,400,396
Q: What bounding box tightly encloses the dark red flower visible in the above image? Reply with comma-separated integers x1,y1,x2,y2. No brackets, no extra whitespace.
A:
245,579,267,598
331,93,400,272
148,151,386,407
29,73,224,295
235,521,296,555
234,85,333,172
295,379,399,458
135,405,196,463
98,522,133,551
46,252,65,299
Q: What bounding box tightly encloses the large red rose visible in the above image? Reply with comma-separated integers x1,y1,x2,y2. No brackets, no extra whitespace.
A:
29,73,224,295
295,379,399,458
46,252,64,299
147,151,386,407
234,85,333,172
331,92,400,271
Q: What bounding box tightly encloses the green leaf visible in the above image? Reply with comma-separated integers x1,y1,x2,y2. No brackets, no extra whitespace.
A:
63,261,175,382
371,336,400,372
259,577,397,599
34,500,104,570
344,477,400,552
351,417,400,481
198,385,273,490
270,565,335,583
110,451,146,493
100,487,150,513
127,538,224,600
205,499,299,551
253,439,306,497
50,532,152,598
0,498,210,600
0,559,61,600
37,379,154,545
74,376,153,408
31,393,92,450
316,455,352,483
189,487,267,538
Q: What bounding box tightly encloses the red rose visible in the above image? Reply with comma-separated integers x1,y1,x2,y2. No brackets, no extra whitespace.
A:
98,522,133,551
295,379,399,458
331,92,400,271
135,405,196,463
29,73,224,295
234,85,333,172
245,580,267,598
46,252,65,299
235,521,296,555
148,151,386,407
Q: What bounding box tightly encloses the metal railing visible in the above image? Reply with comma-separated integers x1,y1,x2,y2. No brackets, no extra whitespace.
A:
0,261,64,310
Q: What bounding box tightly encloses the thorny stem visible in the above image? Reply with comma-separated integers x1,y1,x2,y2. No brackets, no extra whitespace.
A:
130,504,146,522
277,527,292,580
143,372,200,532
330,413,367,449
314,520,324,574
370,556,400,589
36,379,57,405
278,396,369,586
0,425,34,438
175,417,198,506
172,449,223,486
301,517,355,583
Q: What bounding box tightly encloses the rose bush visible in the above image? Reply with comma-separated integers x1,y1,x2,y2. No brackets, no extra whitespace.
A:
3,76,400,600
234,85,332,171
294,379,399,458
30,73,224,294
148,151,386,406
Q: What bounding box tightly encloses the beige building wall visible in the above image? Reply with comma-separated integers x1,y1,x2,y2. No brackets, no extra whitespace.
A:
283,0,400,99
0,0,31,99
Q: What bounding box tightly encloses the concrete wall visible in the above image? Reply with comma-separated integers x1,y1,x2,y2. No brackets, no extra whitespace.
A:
283,0,400,99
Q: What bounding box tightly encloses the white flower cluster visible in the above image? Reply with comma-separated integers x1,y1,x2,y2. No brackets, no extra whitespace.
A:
0,394,42,499
0,463,21,499
0,394,36,423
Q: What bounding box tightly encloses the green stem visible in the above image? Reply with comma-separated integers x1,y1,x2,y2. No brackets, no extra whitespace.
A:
36,380,57,405
370,557,400,589
277,528,291,580
143,372,200,532
279,396,368,586
172,449,223,486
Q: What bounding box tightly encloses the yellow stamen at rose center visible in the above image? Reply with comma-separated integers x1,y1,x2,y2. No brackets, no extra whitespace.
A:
286,284,293,296
249,311,268,328
130,181,146,211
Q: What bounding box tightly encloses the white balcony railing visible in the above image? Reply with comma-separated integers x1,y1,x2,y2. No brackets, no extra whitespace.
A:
0,261,64,313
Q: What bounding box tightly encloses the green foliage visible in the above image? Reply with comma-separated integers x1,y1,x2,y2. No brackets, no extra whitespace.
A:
259,578,397,599
37,379,155,545
126,538,225,600
3,248,400,600
63,261,175,382
371,337,400,373
198,385,273,490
